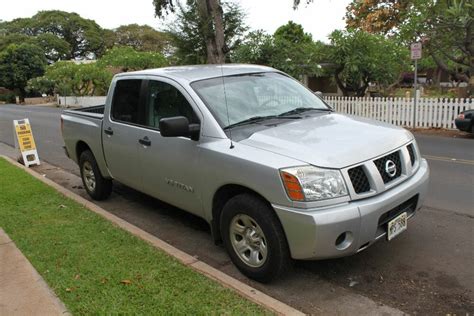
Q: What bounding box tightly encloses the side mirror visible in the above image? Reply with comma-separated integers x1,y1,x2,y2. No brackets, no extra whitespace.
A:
159,116,200,141
314,91,323,98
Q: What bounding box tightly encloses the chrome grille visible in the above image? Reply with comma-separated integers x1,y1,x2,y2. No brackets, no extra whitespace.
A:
373,151,402,184
343,142,419,200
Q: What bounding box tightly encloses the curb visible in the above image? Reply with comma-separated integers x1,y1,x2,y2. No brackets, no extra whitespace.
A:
1,155,304,316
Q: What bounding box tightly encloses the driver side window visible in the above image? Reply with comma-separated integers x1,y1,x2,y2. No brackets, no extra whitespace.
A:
144,80,199,129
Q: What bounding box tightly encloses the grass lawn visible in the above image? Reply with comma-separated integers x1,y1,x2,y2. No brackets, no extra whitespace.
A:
0,158,269,315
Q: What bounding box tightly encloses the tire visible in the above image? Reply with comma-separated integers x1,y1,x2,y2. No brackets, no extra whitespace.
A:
79,150,112,200
220,193,291,282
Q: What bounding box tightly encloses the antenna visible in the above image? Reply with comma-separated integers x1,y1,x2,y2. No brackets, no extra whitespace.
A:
220,63,234,149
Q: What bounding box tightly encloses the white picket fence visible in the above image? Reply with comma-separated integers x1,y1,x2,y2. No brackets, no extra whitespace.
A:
324,96,473,130
57,96,107,108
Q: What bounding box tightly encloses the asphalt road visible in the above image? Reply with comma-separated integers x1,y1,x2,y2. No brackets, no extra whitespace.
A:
1,104,473,314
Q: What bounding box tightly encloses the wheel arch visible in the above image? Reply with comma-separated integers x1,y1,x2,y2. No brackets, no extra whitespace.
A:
75,140,111,179
76,140,91,162
211,183,277,244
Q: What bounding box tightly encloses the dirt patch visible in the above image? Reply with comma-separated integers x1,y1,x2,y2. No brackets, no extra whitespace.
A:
409,128,473,139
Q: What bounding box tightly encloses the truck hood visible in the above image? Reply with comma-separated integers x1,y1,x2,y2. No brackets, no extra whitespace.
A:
239,113,413,169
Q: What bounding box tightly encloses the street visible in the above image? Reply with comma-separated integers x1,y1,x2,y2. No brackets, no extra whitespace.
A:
1,104,473,314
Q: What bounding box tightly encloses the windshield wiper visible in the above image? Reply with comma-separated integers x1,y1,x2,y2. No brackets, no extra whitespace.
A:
223,115,300,130
278,107,332,117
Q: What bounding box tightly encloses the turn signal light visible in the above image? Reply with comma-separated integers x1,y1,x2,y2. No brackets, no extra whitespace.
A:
280,171,305,201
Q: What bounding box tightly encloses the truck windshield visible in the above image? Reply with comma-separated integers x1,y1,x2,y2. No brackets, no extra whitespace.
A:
191,72,330,128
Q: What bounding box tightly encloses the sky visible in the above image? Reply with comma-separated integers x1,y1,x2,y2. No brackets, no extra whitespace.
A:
0,0,351,42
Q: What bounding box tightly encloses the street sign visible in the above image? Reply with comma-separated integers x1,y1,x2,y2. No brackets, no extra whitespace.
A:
411,42,422,60
13,118,40,167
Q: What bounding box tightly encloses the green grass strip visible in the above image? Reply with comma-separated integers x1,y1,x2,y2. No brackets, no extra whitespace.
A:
0,158,269,315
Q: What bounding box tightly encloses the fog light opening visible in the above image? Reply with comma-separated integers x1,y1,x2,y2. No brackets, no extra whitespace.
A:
335,231,354,250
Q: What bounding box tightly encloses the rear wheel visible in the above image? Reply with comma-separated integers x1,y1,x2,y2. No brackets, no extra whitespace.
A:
79,150,112,200
220,194,290,282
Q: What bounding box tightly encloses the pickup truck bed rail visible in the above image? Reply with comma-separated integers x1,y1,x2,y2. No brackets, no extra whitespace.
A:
64,105,104,119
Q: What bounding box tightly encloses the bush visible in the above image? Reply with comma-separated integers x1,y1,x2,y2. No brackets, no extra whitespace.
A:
0,92,16,103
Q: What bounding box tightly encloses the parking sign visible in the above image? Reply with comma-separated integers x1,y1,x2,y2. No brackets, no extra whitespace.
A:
411,43,422,60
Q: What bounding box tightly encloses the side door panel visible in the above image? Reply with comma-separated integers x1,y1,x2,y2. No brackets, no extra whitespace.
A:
102,79,145,190
138,78,204,216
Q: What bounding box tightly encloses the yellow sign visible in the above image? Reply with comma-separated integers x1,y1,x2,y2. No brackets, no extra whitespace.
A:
13,119,40,167
15,121,36,151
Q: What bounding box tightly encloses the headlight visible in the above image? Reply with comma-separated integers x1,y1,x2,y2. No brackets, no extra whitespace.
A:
280,166,348,201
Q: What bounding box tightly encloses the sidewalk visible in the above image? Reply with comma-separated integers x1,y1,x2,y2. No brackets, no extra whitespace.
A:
0,229,69,315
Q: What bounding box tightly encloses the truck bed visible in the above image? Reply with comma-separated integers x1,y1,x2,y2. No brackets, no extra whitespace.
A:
61,105,106,170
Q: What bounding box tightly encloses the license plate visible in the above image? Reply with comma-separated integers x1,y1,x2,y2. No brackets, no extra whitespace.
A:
387,212,407,241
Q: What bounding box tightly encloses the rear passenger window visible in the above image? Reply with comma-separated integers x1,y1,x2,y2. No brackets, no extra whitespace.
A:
144,80,199,129
111,79,143,124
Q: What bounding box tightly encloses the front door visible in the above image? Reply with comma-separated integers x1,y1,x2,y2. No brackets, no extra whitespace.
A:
138,79,203,216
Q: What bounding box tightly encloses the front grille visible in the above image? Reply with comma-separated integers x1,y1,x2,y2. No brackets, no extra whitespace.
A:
407,144,416,166
374,151,402,183
348,166,371,194
378,195,418,227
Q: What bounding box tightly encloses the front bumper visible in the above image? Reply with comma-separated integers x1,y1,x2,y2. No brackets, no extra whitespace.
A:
273,158,430,260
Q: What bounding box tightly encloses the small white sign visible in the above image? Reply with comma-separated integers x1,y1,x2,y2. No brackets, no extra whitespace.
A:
411,43,422,60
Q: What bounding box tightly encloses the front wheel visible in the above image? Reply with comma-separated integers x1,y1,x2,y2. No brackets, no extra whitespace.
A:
220,194,291,282
79,150,112,200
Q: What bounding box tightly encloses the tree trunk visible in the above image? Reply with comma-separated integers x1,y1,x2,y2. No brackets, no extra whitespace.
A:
334,69,350,96
196,0,226,64
17,88,26,104
196,0,217,64
208,0,226,63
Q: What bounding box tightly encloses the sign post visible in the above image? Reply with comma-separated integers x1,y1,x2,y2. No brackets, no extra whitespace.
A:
410,42,422,128
13,118,40,167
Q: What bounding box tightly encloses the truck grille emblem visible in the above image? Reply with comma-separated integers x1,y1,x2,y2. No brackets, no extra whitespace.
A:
385,160,397,178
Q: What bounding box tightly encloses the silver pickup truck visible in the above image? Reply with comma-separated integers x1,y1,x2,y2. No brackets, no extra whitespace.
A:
61,64,429,282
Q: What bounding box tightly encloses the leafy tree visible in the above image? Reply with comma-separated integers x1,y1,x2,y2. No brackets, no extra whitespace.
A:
0,43,47,102
346,0,473,93
0,11,106,59
28,61,112,96
274,21,313,44
102,29,117,51
233,22,324,79
0,33,70,63
34,34,71,63
0,33,30,51
270,21,324,79
328,30,408,96
345,0,410,35
97,47,168,71
113,24,171,53
154,0,246,64
25,77,55,95
231,30,274,65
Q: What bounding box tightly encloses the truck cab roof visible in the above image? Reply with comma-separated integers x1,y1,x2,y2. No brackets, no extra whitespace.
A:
114,64,277,83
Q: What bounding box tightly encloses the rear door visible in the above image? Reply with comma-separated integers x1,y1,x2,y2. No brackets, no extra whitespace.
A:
137,78,204,216
102,79,146,189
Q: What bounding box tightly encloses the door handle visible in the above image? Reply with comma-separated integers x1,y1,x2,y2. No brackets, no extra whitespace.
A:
139,137,151,146
104,127,114,135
